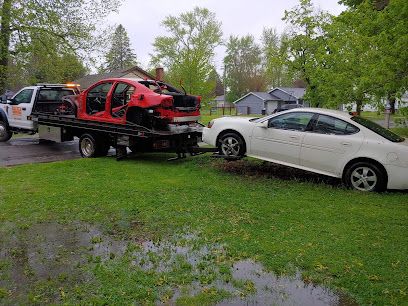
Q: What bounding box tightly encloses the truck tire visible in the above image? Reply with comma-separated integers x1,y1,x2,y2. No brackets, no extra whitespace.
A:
79,133,109,158
0,121,12,142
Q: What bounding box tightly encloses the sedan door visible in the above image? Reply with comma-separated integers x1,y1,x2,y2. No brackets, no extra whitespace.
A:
250,112,314,166
300,114,363,176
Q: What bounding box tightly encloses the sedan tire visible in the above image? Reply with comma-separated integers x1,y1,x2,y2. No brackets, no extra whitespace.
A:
344,161,386,192
218,132,245,158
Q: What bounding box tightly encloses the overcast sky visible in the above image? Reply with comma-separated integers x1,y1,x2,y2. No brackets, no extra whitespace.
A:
108,0,345,71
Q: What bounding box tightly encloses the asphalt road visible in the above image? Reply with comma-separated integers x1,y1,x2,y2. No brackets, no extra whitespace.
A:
0,136,82,167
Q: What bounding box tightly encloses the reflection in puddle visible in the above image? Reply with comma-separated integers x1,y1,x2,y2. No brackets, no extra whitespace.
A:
218,260,357,306
0,223,357,305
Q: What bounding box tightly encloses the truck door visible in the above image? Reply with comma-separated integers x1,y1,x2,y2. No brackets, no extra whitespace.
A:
8,88,37,130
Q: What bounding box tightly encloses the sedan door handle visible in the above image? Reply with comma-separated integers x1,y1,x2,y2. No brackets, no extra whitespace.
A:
22,108,26,111
341,142,351,146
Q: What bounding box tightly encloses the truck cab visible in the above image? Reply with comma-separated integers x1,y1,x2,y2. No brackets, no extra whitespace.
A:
0,84,80,141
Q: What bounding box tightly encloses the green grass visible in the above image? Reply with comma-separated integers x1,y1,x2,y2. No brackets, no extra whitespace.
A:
361,111,404,121
0,155,407,305
391,127,408,137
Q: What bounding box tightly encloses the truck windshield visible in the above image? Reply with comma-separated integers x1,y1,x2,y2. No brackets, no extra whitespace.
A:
351,116,405,142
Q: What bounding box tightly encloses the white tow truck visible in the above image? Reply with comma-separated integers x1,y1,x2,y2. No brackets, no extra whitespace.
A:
0,83,80,141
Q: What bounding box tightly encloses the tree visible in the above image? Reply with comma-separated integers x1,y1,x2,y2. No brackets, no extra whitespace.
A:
339,0,389,10
262,28,293,88
151,7,222,101
224,35,265,103
101,24,137,72
8,34,87,89
0,0,122,93
282,0,331,107
314,0,408,113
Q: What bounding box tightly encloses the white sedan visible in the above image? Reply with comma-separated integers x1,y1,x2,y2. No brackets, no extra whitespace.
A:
203,108,408,191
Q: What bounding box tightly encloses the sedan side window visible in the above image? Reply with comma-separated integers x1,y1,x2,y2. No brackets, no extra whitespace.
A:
268,112,314,131
313,115,359,135
12,89,34,105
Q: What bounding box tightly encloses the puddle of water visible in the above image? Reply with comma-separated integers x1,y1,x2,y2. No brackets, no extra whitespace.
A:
217,260,357,306
0,222,128,302
130,234,357,306
0,223,357,305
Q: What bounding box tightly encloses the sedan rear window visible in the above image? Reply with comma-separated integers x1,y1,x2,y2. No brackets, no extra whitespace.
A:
351,116,405,142
313,115,359,135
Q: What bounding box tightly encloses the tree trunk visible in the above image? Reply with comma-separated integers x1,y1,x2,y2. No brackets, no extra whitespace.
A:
0,0,12,94
388,93,396,115
356,99,362,116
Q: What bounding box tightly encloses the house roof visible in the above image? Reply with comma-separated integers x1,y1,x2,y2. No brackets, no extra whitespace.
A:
233,92,280,104
75,66,155,89
270,87,306,99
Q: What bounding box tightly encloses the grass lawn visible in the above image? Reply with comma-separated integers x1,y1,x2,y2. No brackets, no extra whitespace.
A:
0,155,407,305
391,127,408,137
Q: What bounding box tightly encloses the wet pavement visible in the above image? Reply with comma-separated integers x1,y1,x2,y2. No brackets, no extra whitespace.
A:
0,137,81,166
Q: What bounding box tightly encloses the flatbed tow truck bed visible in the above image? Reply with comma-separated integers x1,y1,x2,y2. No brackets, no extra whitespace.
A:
33,112,214,160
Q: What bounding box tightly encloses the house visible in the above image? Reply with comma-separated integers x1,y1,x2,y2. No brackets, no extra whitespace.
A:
234,87,306,115
212,95,234,108
75,66,157,89
342,91,408,112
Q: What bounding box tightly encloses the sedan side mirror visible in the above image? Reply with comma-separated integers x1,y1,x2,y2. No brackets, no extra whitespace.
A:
256,121,268,128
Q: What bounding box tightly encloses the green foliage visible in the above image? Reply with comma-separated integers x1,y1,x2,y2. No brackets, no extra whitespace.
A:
0,0,122,91
8,35,87,89
101,24,137,73
282,0,331,107
281,0,407,112
151,7,222,101
224,35,265,103
262,28,293,88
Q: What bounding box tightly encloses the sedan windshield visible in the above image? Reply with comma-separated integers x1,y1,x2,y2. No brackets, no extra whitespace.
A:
351,116,405,142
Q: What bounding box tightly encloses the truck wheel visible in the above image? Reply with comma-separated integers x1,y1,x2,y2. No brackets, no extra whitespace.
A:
79,134,110,158
79,134,97,158
0,121,12,142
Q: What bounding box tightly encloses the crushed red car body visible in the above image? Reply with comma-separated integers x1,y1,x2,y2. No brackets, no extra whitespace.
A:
73,78,201,130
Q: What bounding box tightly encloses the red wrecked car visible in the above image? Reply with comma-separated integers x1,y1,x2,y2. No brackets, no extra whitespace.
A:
61,78,201,131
